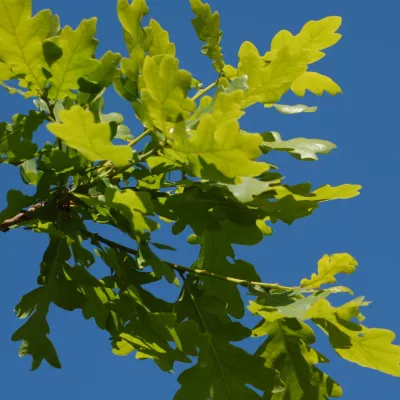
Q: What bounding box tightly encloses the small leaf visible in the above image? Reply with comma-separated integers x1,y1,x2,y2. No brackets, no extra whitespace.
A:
292,72,342,97
144,19,176,57
20,158,42,185
301,253,358,289
271,103,317,114
117,0,149,53
261,131,336,161
47,105,132,166
103,188,158,235
189,0,224,72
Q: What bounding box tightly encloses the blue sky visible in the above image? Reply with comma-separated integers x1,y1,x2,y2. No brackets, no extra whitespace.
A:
1,0,399,399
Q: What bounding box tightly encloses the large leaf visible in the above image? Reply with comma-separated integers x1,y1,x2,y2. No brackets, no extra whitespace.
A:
307,298,400,377
189,0,224,72
0,0,52,92
301,253,358,289
165,116,268,183
175,283,279,399
47,105,132,166
48,18,100,100
255,318,342,399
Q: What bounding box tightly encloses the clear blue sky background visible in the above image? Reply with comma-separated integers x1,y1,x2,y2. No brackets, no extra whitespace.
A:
1,0,399,399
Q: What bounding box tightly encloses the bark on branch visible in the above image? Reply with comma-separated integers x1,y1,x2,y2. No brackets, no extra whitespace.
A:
0,203,42,232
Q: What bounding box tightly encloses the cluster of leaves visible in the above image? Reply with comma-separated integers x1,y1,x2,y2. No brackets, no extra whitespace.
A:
0,0,399,399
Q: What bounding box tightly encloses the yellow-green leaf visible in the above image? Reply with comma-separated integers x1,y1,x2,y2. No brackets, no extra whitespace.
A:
48,18,100,100
117,0,149,53
267,16,342,65
307,298,400,377
47,105,132,166
291,71,342,97
275,183,362,202
301,253,358,289
0,0,52,91
238,42,308,106
138,55,195,129
334,328,400,377
165,115,268,183
104,188,158,234
296,16,342,52
0,62,12,81
144,19,175,57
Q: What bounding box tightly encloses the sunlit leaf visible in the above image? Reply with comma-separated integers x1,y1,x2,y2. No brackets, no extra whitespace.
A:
301,253,358,289
0,0,52,92
48,18,100,100
261,131,336,161
47,105,132,166
292,72,342,97
189,0,224,72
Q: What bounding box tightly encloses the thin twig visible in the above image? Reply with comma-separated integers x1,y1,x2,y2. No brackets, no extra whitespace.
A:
84,229,297,292
191,81,218,102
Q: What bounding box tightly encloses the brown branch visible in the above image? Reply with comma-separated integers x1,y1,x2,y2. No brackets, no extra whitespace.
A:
0,203,42,232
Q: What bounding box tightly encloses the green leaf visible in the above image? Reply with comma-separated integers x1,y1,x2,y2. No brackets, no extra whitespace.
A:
0,0,52,92
194,230,260,318
0,190,33,226
165,116,268,183
291,72,342,97
117,0,149,53
47,105,132,166
144,19,176,57
48,18,100,100
301,253,358,289
78,51,122,104
138,244,179,285
238,42,308,106
249,291,331,324
12,237,69,369
271,103,317,114
104,188,158,235
307,298,400,377
255,318,342,399
0,111,43,164
261,131,336,161
189,0,224,72
267,16,342,65
225,177,274,203
137,55,195,129
20,158,42,185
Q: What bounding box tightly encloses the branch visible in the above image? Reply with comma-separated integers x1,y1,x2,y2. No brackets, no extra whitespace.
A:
84,229,297,292
191,81,218,102
0,203,42,232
